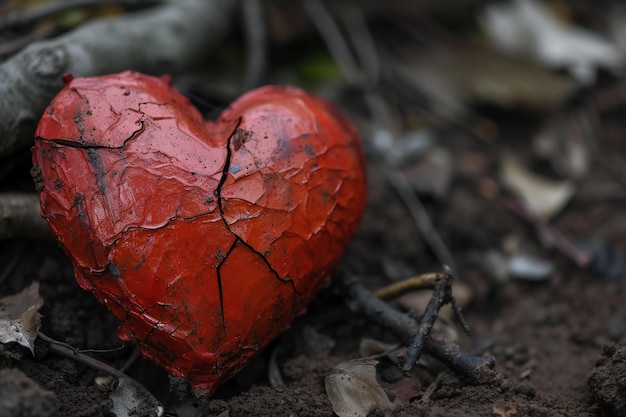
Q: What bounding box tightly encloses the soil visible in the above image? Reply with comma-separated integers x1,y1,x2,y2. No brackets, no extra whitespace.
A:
1,91,625,417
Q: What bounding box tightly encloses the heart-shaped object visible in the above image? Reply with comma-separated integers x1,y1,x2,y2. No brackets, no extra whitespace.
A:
32,71,366,392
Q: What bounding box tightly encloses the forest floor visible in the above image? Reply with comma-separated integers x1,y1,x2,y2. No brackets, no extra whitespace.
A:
1,2,626,416
1,99,625,417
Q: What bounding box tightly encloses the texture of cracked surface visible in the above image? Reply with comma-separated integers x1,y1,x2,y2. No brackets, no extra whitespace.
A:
31,71,367,393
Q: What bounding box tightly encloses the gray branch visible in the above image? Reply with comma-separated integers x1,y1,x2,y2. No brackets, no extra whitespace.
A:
0,193,49,240
0,0,239,156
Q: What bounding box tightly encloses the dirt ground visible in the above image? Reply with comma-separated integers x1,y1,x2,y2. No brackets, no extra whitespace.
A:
1,87,625,417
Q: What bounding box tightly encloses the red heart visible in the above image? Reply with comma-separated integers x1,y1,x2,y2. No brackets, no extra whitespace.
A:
32,71,366,393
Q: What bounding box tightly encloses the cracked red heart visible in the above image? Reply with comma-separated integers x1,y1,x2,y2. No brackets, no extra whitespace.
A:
31,71,367,393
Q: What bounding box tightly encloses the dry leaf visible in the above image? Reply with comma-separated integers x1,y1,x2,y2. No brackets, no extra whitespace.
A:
500,154,574,219
482,0,624,83
508,254,555,281
110,377,163,417
0,282,43,354
481,250,555,282
393,48,571,112
325,359,393,417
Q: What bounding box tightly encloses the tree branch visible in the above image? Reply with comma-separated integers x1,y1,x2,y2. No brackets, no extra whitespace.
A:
343,279,497,384
0,0,239,156
0,193,50,240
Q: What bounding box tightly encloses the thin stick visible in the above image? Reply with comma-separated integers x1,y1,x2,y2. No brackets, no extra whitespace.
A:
242,0,267,90
119,349,140,373
300,0,361,84
38,331,125,378
420,372,443,403
342,277,496,384
399,267,457,374
0,192,51,240
373,272,441,300
39,332,165,412
379,163,460,276
340,6,379,84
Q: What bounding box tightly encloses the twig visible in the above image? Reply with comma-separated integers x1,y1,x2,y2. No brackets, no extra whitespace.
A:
341,275,496,384
379,163,460,276
38,331,163,412
300,0,362,84
374,272,441,300
242,0,267,91
38,331,125,378
337,7,459,274
0,0,238,156
0,0,161,30
303,0,476,381
119,349,140,373
420,372,443,403
301,0,458,276
398,266,469,374
340,6,379,85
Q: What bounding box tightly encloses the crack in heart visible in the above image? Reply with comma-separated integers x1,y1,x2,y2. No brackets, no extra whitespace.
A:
215,120,298,333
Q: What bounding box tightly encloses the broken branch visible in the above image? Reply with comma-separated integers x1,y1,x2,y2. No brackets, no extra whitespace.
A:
341,275,496,384
0,193,50,240
0,0,238,156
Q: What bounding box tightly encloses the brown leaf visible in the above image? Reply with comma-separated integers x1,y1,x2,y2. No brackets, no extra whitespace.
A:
325,359,393,417
0,282,43,354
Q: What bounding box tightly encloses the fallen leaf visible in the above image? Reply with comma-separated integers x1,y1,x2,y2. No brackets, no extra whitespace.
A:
482,0,624,83
508,254,555,281
480,250,555,282
500,154,575,219
325,359,393,417
392,47,571,112
110,376,163,417
0,282,43,354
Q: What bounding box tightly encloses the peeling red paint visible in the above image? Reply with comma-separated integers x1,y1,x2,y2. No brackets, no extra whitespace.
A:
31,71,367,393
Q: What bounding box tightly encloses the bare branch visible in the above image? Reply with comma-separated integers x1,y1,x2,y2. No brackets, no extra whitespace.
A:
242,0,267,90
0,0,239,156
0,193,49,240
341,277,497,384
